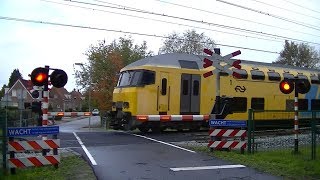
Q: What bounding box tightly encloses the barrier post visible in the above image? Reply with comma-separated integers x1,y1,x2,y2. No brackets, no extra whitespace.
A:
1,110,8,175
53,134,59,168
311,111,316,160
9,137,15,175
247,109,252,154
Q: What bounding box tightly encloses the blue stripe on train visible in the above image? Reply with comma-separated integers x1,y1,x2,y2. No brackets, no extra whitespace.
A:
305,85,318,110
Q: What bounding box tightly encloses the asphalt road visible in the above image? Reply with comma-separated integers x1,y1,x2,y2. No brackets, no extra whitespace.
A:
58,117,281,180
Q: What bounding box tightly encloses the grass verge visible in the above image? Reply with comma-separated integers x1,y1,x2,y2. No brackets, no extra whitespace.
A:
187,145,320,179
0,155,96,180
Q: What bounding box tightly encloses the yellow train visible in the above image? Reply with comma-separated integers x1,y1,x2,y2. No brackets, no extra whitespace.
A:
107,53,320,132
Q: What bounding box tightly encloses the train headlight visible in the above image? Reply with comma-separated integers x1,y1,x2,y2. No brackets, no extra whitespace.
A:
123,102,129,109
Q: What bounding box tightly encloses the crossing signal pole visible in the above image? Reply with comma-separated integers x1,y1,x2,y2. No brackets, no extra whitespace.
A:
279,77,311,154
203,48,242,115
30,66,68,157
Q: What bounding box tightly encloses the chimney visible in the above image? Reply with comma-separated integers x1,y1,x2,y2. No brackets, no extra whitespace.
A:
4,88,9,94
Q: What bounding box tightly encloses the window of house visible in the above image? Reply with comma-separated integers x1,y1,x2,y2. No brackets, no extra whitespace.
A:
251,98,265,110
12,89,16,97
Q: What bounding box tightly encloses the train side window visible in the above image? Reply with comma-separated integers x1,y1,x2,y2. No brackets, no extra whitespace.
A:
267,71,281,81
310,75,320,84
297,74,307,80
311,99,320,110
298,99,308,110
232,69,248,79
161,78,167,95
251,98,264,110
117,73,122,87
182,80,188,95
231,97,247,112
193,80,199,96
141,70,155,85
131,71,142,86
286,100,294,110
283,73,294,80
286,99,308,110
251,70,265,80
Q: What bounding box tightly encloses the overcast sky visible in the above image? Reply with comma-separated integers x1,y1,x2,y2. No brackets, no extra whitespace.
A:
1,0,319,91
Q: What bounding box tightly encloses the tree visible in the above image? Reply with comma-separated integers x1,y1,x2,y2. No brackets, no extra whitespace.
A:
74,36,152,111
159,29,216,55
273,40,320,68
0,84,8,98
8,69,22,88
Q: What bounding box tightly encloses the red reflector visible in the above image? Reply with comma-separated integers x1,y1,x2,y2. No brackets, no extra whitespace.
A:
84,112,91,116
57,112,64,116
136,115,148,122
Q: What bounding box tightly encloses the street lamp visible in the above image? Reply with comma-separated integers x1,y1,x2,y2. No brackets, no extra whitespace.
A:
74,62,91,130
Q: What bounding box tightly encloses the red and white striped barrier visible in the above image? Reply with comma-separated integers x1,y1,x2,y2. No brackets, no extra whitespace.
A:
9,139,60,152
136,115,210,122
48,112,91,117
209,129,246,137
9,155,60,168
208,140,246,149
208,128,247,152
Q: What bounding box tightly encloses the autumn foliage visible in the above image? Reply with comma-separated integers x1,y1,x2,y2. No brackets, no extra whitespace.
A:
75,37,152,113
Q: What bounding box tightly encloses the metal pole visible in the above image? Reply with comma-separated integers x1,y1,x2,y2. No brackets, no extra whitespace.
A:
311,111,316,160
42,65,49,156
215,72,220,114
248,109,252,154
88,66,92,130
89,84,91,130
294,81,299,154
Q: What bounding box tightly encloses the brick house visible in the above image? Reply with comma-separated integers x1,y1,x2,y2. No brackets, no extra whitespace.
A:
1,79,84,111
0,78,34,108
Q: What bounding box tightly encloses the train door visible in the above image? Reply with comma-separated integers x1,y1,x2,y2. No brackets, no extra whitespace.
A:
180,74,201,114
158,72,169,113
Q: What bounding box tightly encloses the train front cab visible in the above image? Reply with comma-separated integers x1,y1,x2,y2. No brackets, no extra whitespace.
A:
109,68,156,130
109,65,209,132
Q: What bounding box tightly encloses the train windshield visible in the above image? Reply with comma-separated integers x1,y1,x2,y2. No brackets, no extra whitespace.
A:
117,70,155,87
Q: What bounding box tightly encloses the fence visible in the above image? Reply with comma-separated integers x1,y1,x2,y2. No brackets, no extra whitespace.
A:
248,109,320,160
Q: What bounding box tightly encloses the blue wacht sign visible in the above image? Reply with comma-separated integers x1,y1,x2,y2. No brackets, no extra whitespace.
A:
209,119,247,128
7,126,59,137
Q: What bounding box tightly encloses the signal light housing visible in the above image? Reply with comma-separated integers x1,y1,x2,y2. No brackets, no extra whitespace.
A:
296,79,310,94
31,101,42,114
30,67,49,86
30,67,68,88
50,69,68,88
279,79,294,94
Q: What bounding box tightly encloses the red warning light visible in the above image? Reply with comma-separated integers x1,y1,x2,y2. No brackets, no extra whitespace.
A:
31,67,49,86
279,79,294,94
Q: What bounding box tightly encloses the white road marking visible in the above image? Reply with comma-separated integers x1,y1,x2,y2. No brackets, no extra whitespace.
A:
73,132,97,165
170,164,246,171
132,134,196,153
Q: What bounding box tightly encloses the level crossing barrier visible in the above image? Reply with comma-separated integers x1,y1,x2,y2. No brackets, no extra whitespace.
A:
208,119,247,154
6,126,60,174
48,112,92,117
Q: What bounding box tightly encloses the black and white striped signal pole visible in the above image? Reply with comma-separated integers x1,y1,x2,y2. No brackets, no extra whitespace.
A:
294,83,299,154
